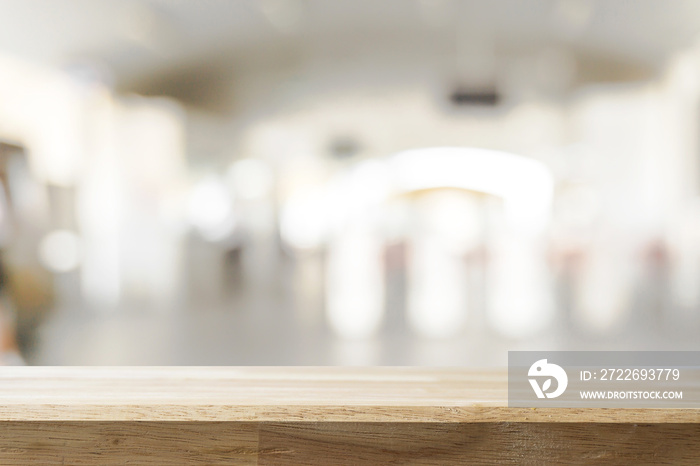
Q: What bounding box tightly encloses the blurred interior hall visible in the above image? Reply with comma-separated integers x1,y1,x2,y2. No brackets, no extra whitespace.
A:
1,0,700,365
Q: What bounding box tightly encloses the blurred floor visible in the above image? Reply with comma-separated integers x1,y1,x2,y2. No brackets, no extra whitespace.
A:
28,294,700,366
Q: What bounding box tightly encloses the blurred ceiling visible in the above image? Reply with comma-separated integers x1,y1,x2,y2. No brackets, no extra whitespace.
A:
1,0,699,107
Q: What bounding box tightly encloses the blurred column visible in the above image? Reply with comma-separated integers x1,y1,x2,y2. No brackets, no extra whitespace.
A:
227,159,277,297
667,202,700,328
571,236,635,334
78,94,187,309
407,235,468,338
117,97,187,308
487,230,554,338
406,190,479,338
325,225,384,339
77,91,122,308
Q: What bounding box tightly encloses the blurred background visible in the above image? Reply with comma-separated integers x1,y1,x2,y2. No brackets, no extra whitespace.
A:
1,0,700,365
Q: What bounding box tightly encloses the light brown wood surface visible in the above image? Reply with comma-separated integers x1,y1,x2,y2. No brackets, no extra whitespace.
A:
0,367,698,464
0,366,698,423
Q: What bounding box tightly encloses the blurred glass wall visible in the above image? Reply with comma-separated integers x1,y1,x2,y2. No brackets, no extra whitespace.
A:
1,0,700,365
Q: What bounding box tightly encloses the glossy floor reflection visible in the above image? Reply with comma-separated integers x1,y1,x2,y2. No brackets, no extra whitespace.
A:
29,295,700,366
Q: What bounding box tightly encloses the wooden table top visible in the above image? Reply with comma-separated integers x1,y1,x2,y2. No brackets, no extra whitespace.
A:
0,366,698,423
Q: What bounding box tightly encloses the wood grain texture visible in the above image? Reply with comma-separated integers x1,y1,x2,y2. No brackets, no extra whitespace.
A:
0,422,259,465
0,422,698,464
0,368,699,464
258,423,700,465
0,367,698,423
